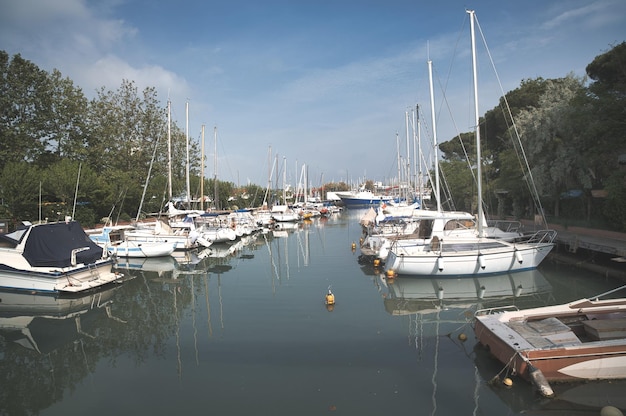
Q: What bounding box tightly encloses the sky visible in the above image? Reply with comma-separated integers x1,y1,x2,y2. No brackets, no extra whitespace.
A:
1,0,625,189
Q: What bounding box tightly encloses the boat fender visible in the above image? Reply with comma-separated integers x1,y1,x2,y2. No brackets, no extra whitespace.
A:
600,406,624,416
437,256,445,272
527,364,554,398
514,249,523,264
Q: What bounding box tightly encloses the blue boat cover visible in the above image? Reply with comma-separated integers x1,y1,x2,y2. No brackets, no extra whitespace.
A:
20,221,104,268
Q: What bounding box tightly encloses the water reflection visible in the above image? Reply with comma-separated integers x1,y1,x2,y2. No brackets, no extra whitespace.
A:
380,270,554,316
0,286,124,414
2,210,623,416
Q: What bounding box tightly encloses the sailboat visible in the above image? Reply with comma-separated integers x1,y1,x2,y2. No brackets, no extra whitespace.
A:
384,10,556,277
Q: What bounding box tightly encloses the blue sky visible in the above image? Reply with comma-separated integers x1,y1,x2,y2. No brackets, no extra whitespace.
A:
1,0,624,189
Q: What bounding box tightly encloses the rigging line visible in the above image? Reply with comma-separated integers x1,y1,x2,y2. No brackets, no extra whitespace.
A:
474,14,548,226
434,63,476,187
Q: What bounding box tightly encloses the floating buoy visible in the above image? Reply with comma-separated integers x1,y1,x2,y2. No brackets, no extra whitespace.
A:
458,333,467,342
325,289,335,305
351,241,356,250
385,269,396,279
373,258,381,267
502,377,513,387
601,405,624,416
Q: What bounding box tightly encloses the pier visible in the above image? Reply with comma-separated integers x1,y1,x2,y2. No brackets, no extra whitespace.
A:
521,220,626,281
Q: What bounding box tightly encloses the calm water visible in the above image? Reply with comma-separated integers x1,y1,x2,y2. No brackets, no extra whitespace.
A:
1,210,625,416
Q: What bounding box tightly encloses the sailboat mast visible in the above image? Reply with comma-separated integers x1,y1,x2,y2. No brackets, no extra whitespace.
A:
214,126,218,210
185,101,191,208
415,105,422,202
201,124,205,211
396,132,401,199
428,59,442,213
468,9,483,237
167,100,172,202
282,157,287,205
405,109,410,201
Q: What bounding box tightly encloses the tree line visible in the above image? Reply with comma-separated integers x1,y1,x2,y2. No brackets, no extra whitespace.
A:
437,42,626,231
1,43,625,230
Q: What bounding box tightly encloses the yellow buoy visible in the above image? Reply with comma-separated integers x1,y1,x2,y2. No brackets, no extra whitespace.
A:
325,289,335,305
458,333,467,342
351,242,356,250
373,258,381,267
385,269,396,279
502,377,513,387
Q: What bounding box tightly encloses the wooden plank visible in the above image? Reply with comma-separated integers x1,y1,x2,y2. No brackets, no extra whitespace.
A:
583,318,626,340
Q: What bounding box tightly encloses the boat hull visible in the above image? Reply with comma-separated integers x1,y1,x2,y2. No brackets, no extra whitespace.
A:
385,241,553,276
107,241,175,258
0,259,122,295
337,195,395,208
474,317,626,382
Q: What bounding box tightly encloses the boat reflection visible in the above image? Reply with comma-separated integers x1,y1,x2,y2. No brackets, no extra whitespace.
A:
0,285,122,354
114,255,179,273
381,269,554,316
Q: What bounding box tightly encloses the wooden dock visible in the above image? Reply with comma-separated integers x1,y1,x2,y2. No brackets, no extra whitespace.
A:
520,220,626,281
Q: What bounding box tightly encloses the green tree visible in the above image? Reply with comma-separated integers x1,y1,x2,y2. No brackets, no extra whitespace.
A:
0,52,51,170
0,161,41,221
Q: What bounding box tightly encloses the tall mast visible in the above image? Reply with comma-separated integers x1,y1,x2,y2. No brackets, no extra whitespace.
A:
282,156,287,204
405,109,410,201
396,132,401,199
428,59,441,213
200,124,205,211
167,99,172,202
214,126,218,210
415,105,422,203
468,9,483,236
185,101,191,208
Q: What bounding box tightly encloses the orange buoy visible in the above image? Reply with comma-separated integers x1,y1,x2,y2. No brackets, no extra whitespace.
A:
325,289,335,305
385,269,396,279
373,258,381,267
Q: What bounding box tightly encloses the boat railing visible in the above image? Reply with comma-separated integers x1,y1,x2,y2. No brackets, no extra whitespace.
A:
488,219,522,233
474,305,519,317
520,229,558,244
589,283,626,301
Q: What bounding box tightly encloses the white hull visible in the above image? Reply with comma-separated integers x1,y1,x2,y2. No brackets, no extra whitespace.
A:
0,221,124,294
107,241,175,258
385,238,554,276
125,230,197,250
0,260,121,294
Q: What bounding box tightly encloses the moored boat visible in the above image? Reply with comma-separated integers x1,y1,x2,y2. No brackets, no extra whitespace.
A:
88,225,176,258
0,220,124,294
335,189,395,208
473,285,626,397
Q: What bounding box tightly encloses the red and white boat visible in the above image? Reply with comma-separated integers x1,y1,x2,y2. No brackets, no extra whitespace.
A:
474,285,626,397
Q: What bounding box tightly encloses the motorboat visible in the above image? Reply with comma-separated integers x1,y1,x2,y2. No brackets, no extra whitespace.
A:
88,225,176,258
0,220,123,294
474,285,626,397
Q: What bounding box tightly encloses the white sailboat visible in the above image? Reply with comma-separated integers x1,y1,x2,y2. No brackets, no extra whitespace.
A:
384,10,556,277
